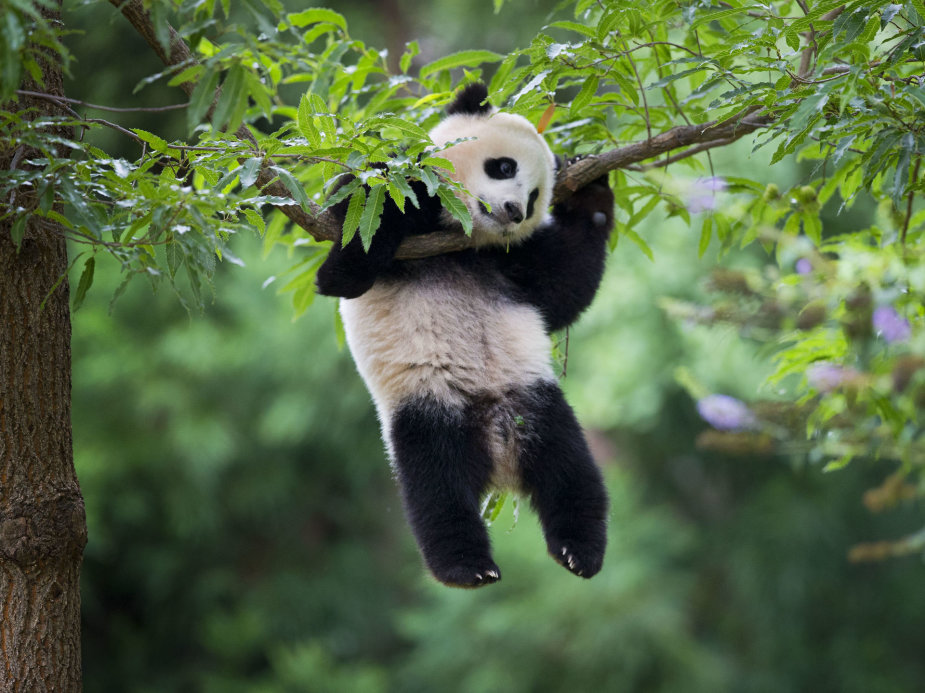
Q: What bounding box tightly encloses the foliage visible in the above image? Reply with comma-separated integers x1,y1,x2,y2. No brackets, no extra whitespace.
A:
0,0,920,688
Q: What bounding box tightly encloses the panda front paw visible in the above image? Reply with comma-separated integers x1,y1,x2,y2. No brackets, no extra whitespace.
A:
557,168,614,232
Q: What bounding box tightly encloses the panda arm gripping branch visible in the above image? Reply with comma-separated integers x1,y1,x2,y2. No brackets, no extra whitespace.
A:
498,174,614,332
315,176,443,299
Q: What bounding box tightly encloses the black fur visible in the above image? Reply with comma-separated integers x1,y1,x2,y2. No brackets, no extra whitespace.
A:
315,177,443,298
390,382,608,584
497,176,613,331
390,396,501,587
516,381,609,578
445,82,491,116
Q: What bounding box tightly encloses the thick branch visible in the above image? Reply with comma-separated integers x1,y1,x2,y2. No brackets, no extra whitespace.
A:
111,1,773,261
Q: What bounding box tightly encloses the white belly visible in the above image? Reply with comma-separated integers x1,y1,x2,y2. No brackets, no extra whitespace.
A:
339,274,554,420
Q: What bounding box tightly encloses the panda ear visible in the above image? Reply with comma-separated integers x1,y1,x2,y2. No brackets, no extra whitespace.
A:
446,82,492,116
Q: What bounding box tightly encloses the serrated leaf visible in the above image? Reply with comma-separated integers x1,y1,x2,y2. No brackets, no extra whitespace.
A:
10,215,27,250
387,180,405,212
688,6,748,29
570,75,598,118
547,20,596,37
622,227,653,261
400,41,419,74
419,50,504,78
390,175,419,209
131,128,169,154
283,8,347,32
73,256,95,311
342,187,365,247
437,187,472,235
297,92,321,146
699,215,712,256
368,115,431,141
419,167,440,197
187,68,219,133
243,208,266,235
167,64,203,87
166,241,182,278
359,184,386,252
272,166,311,209
212,64,246,131
238,158,262,189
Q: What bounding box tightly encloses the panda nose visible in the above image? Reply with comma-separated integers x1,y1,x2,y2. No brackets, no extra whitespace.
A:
504,202,524,224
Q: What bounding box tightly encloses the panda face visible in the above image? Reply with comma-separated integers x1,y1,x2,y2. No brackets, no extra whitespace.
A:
429,111,556,247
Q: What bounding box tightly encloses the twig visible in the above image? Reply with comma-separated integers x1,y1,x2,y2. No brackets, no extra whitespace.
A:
901,158,921,245
16,89,187,113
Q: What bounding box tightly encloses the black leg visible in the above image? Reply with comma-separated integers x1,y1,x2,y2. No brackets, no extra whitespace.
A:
390,396,501,588
517,381,609,578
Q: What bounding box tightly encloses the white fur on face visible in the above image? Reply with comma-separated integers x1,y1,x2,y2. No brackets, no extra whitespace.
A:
429,112,556,248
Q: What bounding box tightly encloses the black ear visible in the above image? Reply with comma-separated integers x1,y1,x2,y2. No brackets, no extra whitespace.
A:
446,82,491,116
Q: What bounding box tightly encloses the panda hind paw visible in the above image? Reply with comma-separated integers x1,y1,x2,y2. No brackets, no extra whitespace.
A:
431,560,502,589
548,539,605,579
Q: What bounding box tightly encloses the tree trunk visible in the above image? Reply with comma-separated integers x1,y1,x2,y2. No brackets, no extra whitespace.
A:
0,3,87,691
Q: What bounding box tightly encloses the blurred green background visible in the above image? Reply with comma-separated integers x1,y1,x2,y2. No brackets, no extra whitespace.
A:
64,1,925,691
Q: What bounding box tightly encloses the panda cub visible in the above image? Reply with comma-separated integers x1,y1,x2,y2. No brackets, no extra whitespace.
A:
317,83,614,588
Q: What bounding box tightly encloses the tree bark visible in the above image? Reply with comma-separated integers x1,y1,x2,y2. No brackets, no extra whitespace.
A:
0,3,87,691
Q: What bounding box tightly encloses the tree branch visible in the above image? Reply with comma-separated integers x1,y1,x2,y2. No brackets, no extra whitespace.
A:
109,0,773,261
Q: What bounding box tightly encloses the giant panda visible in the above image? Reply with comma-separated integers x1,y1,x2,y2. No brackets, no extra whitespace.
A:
316,83,614,588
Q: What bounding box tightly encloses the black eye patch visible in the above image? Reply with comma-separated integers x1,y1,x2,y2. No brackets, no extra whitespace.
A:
525,187,539,220
484,157,518,180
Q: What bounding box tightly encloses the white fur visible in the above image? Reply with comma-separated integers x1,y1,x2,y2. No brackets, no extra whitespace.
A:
429,112,556,247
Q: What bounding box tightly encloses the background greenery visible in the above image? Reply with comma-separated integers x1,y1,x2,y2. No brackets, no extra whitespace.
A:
44,0,925,690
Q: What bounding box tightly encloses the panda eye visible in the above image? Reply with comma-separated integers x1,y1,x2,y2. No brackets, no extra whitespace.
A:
484,157,518,180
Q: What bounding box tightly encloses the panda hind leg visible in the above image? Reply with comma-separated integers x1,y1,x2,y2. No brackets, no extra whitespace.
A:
390,396,501,588
517,381,609,578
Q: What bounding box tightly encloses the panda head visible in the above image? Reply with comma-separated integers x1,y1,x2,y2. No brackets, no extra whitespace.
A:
429,83,556,247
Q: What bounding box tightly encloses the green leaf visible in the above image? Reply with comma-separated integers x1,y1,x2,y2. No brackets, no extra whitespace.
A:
166,241,182,278
419,50,505,78
283,8,347,32
131,128,169,154
238,158,262,189
167,64,203,87
212,64,246,131
359,184,386,252
388,180,406,212
622,227,653,261
400,41,419,74
547,20,596,38
73,256,95,311
699,215,712,256
367,116,431,141
10,215,27,250
569,75,598,118
892,133,914,207
390,175,419,209
187,68,219,133
342,187,365,247
272,166,311,209
437,187,472,235
297,92,321,146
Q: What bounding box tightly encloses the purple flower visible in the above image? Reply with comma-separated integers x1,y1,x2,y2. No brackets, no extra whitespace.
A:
696,394,756,431
795,258,812,275
686,177,727,214
872,306,911,343
806,363,857,392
